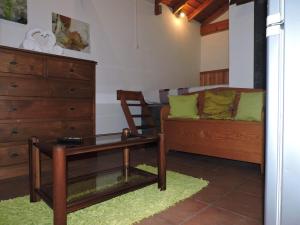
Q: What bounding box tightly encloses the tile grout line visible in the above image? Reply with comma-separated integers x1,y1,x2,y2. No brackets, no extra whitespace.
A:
179,176,256,224
213,205,262,223
178,203,212,225
178,179,242,224
211,179,264,223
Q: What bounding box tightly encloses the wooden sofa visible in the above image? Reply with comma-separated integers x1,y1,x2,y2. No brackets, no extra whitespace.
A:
160,87,265,172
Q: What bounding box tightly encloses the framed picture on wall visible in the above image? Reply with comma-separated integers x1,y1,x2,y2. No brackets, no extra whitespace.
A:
52,13,90,53
0,0,27,24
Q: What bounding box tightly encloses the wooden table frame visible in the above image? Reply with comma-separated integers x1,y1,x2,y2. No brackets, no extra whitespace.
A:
28,134,166,225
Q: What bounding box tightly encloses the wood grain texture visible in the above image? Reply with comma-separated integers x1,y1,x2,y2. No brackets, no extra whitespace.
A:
0,144,28,166
0,45,96,180
158,133,166,190
188,0,215,21
47,58,94,81
0,49,44,76
0,120,93,143
159,0,229,23
201,19,229,36
173,0,189,14
52,146,67,225
200,69,229,86
0,45,96,64
230,0,254,5
30,136,160,223
164,119,263,164
0,99,92,120
0,77,93,98
117,90,157,135
29,137,41,202
160,87,265,169
202,3,229,25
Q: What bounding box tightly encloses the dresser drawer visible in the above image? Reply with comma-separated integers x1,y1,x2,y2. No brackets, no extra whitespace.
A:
0,77,49,97
0,158,52,180
0,144,28,166
0,120,93,142
0,50,44,76
0,163,28,180
47,59,93,81
0,77,93,98
62,120,94,137
0,99,93,120
49,80,93,98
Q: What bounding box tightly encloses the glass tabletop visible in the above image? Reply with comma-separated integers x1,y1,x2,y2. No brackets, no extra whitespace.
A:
35,133,158,157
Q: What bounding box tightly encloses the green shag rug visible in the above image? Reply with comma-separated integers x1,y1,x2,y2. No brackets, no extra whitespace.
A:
0,165,208,225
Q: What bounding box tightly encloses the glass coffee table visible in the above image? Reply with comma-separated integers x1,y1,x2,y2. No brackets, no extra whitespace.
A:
28,131,166,225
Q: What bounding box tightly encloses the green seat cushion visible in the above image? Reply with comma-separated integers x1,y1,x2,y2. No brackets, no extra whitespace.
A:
168,94,199,119
235,92,264,121
202,90,236,120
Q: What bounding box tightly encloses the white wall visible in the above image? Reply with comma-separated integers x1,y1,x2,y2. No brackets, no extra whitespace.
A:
229,2,254,88
0,0,201,133
200,11,229,72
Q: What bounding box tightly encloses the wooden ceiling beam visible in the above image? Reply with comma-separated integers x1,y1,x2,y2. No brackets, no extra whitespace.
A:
230,0,254,6
201,3,229,25
201,19,229,36
172,0,189,14
187,0,215,21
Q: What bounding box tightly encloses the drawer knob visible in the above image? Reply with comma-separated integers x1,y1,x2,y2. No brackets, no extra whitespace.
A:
70,68,74,73
9,107,17,112
69,88,76,92
69,107,75,111
10,83,18,88
11,129,18,135
10,60,18,65
70,126,75,130
10,153,19,158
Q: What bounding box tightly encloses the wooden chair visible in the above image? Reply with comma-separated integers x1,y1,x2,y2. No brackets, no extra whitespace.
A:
117,90,157,135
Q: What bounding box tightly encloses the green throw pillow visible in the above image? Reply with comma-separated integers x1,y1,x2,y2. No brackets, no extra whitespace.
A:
235,92,264,121
168,94,199,119
202,90,236,120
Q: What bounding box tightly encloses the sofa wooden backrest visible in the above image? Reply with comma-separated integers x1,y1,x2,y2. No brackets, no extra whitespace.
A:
185,87,265,116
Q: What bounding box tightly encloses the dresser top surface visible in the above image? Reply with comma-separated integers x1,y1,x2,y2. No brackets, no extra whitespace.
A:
0,45,97,64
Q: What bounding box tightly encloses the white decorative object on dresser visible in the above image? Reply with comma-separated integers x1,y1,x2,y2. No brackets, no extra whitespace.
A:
21,28,63,55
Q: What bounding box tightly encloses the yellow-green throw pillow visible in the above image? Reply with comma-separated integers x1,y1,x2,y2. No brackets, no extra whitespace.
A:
169,94,199,119
202,90,236,120
235,92,264,121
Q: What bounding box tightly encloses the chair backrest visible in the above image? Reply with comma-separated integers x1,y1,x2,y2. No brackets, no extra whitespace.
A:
117,90,157,135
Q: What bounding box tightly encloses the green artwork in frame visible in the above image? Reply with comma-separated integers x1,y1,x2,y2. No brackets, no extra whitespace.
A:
0,0,27,24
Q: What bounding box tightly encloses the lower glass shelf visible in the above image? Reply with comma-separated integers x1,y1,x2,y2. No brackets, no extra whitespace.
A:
38,166,158,211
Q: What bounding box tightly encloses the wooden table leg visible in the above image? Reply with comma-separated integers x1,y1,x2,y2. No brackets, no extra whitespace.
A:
28,137,41,202
158,133,166,191
123,147,130,182
53,146,67,225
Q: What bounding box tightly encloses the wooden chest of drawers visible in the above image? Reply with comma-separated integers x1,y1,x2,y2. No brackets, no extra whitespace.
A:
0,45,96,180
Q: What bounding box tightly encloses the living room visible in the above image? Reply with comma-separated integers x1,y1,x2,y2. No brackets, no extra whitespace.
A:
0,0,299,225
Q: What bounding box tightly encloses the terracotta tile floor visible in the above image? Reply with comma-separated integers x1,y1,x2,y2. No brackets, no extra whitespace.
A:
0,148,264,225
137,149,264,225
